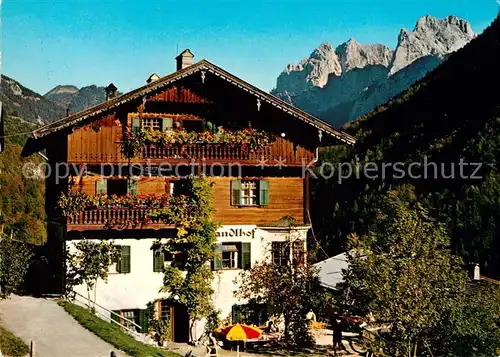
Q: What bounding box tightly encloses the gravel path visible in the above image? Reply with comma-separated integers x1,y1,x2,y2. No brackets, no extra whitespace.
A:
0,295,127,357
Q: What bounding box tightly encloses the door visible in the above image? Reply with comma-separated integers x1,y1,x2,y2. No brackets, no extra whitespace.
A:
173,303,189,343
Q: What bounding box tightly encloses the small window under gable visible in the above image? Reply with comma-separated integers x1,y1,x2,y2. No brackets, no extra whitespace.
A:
142,117,162,131
141,116,174,131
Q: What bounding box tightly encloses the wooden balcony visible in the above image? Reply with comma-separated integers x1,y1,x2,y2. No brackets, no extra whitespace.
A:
67,208,174,231
68,132,314,166
141,139,313,165
142,144,279,163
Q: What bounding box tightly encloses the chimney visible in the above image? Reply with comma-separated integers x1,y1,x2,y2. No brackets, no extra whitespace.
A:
473,264,480,281
147,73,160,84
66,108,71,117
105,83,118,101
176,49,195,71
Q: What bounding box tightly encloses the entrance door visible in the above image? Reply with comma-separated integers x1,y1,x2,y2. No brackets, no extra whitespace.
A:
172,304,189,342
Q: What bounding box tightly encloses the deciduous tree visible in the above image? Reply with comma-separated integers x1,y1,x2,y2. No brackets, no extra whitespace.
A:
236,259,323,347
345,186,468,356
65,239,119,307
0,235,33,299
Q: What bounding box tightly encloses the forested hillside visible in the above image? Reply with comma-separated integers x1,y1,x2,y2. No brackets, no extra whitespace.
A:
44,84,107,113
0,75,65,124
0,116,46,244
313,15,500,277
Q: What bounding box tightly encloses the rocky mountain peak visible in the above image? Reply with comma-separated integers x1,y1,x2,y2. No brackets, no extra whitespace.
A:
272,14,477,128
302,42,342,87
335,39,393,72
275,42,341,95
389,15,476,75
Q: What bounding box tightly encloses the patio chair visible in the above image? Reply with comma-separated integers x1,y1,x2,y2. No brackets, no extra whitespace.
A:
205,345,219,357
204,333,220,357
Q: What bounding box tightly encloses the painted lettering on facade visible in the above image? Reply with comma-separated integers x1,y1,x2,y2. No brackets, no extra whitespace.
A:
216,228,255,239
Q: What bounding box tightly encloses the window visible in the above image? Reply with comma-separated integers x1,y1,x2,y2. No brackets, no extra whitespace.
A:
241,181,257,206
142,118,162,131
135,116,174,132
159,300,171,321
183,119,203,133
116,245,131,273
292,241,306,267
221,245,238,269
111,309,148,333
231,180,269,206
172,179,189,196
272,242,290,266
121,310,139,331
107,179,128,196
153,249,165,272
232,303,268,326
213,242,251,271
95,178,137,196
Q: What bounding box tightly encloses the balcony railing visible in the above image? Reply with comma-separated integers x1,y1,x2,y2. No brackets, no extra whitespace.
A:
141,142,313,165
67,137,314,165
67,208,173,231
142,144,273,161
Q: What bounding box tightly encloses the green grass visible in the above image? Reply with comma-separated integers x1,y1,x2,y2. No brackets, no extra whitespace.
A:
58,301,180,357
0,322,30,357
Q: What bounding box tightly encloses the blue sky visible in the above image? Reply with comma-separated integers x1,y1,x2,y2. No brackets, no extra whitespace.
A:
2,0,498,95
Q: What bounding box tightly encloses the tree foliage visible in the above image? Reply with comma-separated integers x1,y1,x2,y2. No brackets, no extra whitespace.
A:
0,236,34,299
345,186,468,355
427,282,500,356
158,175,219,340
0,116,46,245
236,259,323,347
65,239,120,305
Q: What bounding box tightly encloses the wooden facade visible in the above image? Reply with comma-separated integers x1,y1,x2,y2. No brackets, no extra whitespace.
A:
210,176,305,225
66,175,305,229
25,55,354,295
67,112,314,165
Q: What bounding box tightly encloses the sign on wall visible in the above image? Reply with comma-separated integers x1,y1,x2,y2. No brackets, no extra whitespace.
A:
216,228,255,239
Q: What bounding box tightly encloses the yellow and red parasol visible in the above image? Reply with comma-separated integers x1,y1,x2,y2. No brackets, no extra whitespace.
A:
221,323,263,341
218,323,263,356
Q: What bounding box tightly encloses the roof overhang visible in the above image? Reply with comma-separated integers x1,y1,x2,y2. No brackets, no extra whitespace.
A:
28,59,356,146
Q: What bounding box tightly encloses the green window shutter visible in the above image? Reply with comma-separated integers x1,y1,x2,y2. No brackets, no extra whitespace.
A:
127,178,138,196
96,179,107,195
118,246,131,273
138,309,149,333
162,118,173,131
230,180,242,206
259,180,269,206
241,243,251,270
213,244,222,271
153,250,164,272
111,310,121,325
132,118,140,133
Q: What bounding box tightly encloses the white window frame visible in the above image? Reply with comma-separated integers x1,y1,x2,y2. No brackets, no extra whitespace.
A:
240,181,258,206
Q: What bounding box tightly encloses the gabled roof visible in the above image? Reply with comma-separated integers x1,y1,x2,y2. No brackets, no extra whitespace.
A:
32,60,356,144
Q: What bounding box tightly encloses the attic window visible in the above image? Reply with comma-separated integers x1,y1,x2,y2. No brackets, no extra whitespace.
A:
143,118,162,131
141,117,174,131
